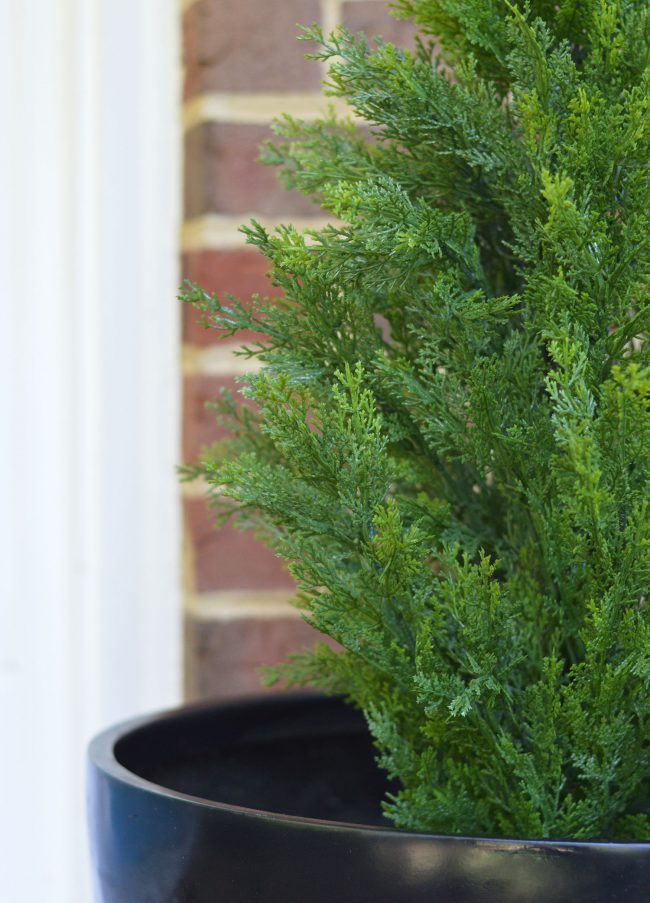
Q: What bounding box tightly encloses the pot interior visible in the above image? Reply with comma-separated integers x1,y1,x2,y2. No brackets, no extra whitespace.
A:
114,694,394,827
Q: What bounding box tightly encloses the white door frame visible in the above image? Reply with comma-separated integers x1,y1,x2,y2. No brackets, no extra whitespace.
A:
0,2,182,900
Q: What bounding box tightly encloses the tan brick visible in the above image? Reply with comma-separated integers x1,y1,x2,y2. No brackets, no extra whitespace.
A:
184,123,317,218
181,213,335,253
183,0,322,98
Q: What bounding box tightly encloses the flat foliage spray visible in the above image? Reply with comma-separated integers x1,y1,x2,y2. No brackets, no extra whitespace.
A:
183,0,650,841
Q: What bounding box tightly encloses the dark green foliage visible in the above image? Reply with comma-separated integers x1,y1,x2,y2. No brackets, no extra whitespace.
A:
181,0,650,840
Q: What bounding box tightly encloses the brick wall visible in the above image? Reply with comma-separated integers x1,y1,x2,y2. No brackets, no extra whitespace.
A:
181,0,415,701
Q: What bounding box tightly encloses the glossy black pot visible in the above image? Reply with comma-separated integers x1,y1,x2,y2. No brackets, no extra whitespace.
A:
88,693,650,902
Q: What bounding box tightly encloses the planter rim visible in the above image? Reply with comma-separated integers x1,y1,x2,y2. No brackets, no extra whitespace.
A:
89,693,650,852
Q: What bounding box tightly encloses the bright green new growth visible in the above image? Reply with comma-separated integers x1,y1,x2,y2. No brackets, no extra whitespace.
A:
182,0,650,841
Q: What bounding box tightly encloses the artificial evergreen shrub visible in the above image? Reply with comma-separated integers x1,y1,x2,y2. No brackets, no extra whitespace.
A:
182,0,650,841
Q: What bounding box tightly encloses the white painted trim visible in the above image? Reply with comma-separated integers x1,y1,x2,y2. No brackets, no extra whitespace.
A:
0,2,181,901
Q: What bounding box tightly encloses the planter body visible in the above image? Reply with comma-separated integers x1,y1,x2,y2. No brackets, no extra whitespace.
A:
88,694,650,903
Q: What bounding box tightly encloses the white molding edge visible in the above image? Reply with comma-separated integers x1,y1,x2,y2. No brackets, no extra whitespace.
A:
0,2,181,901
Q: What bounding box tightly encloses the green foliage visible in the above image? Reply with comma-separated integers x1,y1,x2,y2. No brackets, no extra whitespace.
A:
181,0,650,840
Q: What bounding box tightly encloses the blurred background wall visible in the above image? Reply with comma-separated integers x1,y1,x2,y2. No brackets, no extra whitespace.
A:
0,2,411,901
180,0,414,700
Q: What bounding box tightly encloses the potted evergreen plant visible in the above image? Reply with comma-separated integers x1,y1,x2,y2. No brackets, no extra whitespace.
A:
88,2,650,900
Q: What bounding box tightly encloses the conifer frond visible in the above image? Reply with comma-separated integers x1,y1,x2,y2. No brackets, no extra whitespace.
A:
185,0,650,841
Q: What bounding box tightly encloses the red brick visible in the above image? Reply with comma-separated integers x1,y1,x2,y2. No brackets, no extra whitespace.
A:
183,0,322,98
341,1,419,49
182,249,274,347
185,498,295,593
184,123,317,218
185,613,331,701
183,374,247,464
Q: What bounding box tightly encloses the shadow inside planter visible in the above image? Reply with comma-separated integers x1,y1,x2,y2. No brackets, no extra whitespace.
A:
114,693,395,827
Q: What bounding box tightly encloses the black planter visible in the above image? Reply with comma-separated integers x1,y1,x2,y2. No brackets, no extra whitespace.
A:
88,693,650,902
